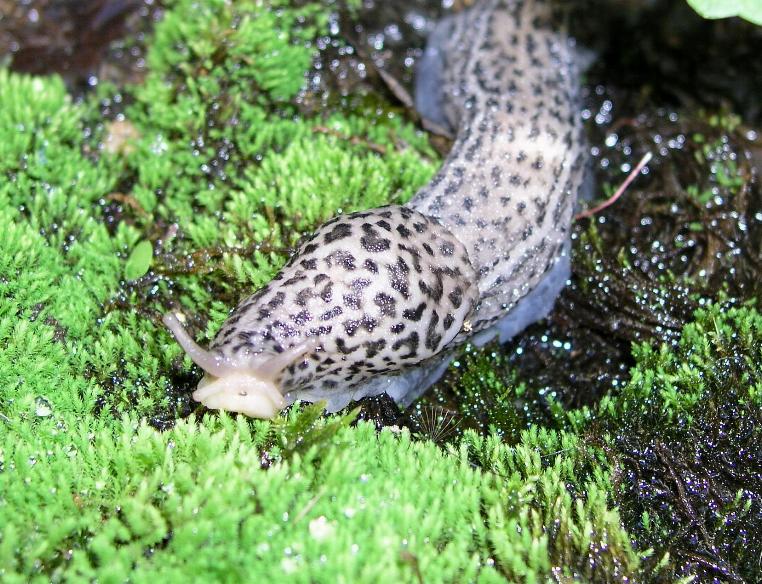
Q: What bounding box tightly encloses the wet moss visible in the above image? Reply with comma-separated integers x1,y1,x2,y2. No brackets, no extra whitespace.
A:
605,304,762,582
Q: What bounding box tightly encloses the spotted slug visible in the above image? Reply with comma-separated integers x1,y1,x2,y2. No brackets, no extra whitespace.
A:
163,0,585,418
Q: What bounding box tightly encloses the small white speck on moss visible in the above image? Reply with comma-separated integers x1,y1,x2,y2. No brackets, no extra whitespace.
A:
280,558,298,574
34,396,52,417
309,516,335,541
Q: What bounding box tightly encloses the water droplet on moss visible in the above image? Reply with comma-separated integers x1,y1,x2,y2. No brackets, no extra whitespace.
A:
35,396,53,417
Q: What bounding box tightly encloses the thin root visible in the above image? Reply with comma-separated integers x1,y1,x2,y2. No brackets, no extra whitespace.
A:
575,151,653,220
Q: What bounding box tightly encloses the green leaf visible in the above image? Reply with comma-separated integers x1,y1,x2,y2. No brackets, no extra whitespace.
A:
686,0,762,25
124,240,153,280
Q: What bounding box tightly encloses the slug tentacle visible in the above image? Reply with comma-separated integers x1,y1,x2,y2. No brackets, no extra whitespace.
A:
163,312,231,377
255,340,317,379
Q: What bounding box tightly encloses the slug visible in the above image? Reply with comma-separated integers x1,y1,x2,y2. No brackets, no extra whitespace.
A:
163,0,585,418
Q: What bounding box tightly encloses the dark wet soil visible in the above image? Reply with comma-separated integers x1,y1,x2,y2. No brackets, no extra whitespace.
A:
1,0,163,91
616,393,762,583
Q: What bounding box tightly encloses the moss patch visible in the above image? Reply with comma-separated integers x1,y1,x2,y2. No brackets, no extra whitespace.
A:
1,406,644,582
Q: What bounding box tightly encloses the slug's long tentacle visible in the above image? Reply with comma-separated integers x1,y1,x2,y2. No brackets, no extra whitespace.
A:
162,313,231,377
256,340,317,380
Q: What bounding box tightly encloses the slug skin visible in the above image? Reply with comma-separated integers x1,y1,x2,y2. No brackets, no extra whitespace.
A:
164,0,584,418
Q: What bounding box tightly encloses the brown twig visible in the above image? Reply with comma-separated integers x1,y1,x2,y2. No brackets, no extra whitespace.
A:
106,192,150,218
312,125,387,155
575,152,653,220
678,550,745,583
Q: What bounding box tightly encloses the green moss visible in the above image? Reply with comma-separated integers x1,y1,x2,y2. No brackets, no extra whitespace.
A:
600,303,762,581
463,428,641,581
599,302,761,424
1,410,643,582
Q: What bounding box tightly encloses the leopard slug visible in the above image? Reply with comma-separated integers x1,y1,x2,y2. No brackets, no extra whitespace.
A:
164,0,585,418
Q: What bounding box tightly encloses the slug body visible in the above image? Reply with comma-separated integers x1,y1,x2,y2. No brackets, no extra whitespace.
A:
164,0,585,417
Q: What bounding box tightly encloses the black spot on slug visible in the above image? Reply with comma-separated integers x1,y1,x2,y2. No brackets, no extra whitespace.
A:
324,222,352,243
308,325,332,337
425,311,442,350
374,292,397,317
392,331,419,359
326,250,356,271
388,257,410,299
267,292,285,309
336,338,359,354
360,223,391,253
320,281,333,302
343,292,361,310
351,278,371,292
448,287,463,309
291,310,312,326
402,302,426,322
282,274,307,286
364,339,386,359
343,315,378,337
320,306,343,320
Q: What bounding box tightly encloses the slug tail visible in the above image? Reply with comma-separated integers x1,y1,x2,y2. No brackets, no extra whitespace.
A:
162,312,230,377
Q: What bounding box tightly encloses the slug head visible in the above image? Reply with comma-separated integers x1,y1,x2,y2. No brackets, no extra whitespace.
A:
192,371,286,419
162,313,314,419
